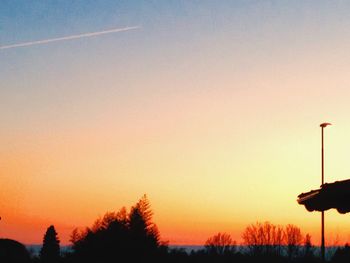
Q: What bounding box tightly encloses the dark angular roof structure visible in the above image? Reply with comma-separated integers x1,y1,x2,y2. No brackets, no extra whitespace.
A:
297,179,350,214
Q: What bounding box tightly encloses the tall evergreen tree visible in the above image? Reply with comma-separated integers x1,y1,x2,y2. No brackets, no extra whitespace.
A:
40,225,60,263
129,194,160,247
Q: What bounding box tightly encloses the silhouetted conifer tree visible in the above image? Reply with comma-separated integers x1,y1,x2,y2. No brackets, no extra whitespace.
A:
40,225,60,263
128,194,161,259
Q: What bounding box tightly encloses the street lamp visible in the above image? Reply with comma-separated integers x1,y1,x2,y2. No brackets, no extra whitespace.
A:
320,122,331,261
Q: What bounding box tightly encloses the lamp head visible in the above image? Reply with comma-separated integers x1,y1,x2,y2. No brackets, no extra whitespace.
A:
320,122,332,128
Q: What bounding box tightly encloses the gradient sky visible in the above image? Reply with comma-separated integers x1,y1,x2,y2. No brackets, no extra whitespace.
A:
2,0,350,246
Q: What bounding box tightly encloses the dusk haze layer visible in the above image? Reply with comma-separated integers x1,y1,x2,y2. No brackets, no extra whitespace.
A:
2,1,350,247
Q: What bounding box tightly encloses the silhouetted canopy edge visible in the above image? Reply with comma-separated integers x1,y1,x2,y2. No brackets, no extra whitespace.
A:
297,179,350,214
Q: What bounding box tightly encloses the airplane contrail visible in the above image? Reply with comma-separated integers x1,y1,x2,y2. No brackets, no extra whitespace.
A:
0,26,140,50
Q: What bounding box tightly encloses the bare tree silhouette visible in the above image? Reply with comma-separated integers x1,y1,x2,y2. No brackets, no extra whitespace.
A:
242,221,304,259
242,221,284,256
302,233,315,259
285,224,303,259
204,232,235,255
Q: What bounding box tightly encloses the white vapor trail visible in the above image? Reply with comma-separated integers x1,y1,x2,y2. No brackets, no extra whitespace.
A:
0,26,140,50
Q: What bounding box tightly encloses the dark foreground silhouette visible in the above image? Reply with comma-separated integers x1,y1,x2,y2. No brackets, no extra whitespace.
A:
0,238,30,263
298,179,350,214
3,195,350,263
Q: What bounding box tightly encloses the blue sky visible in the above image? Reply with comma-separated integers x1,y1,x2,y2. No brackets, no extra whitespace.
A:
2,0,349,137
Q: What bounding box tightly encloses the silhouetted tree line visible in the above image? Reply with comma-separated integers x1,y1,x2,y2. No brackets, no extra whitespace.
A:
2,196,350,263
66,194,167,262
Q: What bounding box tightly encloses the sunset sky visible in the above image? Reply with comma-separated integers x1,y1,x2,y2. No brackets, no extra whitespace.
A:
2,1,350,246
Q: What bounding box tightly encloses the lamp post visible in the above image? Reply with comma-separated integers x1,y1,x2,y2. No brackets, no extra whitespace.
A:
320,122,331,261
